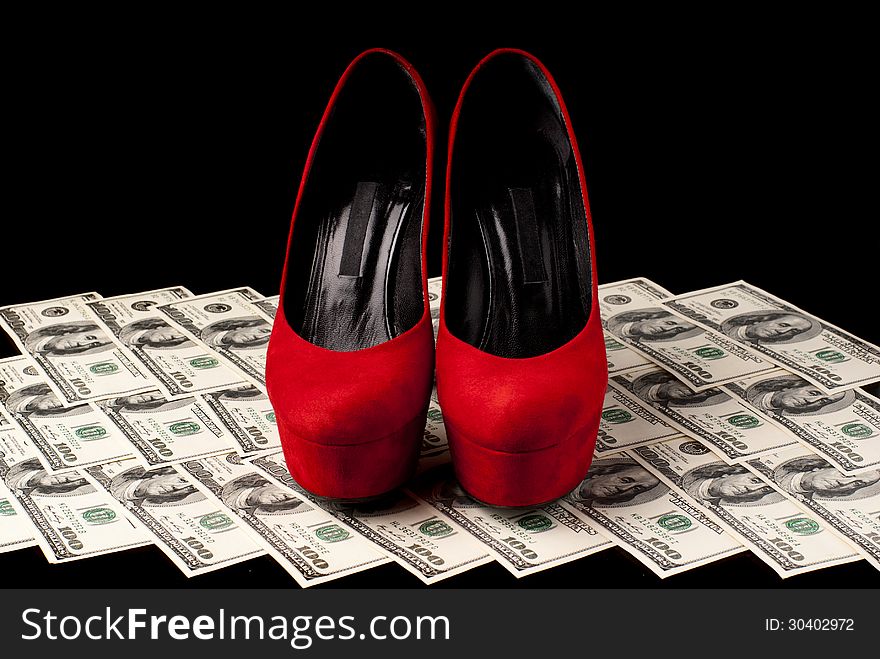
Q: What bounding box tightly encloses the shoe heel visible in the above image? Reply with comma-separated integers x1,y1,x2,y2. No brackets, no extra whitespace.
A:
278,413,426,500
445,419,599,507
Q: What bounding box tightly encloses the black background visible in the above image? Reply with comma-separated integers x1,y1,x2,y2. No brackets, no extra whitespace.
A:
4,26,877,588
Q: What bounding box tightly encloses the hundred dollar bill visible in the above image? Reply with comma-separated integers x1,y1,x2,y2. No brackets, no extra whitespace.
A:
94,390,239,466
428,276,442,340
604,331,654,375
726,372,880,474
199,384,281,455
410,465,613,577
0,479,36,553
610,365,797,461
662,281,880,393
601,280,669,376
251,295,278,320
0,412,37,553
560,455,744,577
599,278,670,374
631,438,861,577
157,288,269,387
599,278,775,390
182,452,390,587
85,460,264,576
0,292,156,405
0,430,151,562
427,276,442,300
417,395,450,474
250,450,493,584
86,287,246,398
596,383,680,455
0,356,139,470
746,447,880,571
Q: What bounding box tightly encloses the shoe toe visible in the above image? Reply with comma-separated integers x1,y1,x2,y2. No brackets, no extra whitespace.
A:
437,321,607,454
266,306,434,446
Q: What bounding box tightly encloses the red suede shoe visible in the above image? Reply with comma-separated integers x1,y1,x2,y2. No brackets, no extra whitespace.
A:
436,48,607,507
266,49,435,499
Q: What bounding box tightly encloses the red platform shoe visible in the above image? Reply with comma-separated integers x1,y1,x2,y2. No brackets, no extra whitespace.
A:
436,48,607,507
266,49,435,499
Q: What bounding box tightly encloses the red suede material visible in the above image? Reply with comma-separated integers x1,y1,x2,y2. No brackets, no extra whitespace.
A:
445,415,599,507
268,304,433,444
266,49,435,498
436,48,607,507
437,318,605,453
278,411,426,500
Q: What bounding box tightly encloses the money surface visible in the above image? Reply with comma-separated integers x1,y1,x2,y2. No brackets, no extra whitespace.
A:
86,287,246,398
611,366,798,461
600,278,775,390
662,281,880,393
428,276,442,340
726,372,880,474
157,288,269,387
747,447,880,571
604,331,654,374
94,390,239,466
417,395,450,474
86,460,264,576
596,383,681,455
0,356,139,471
199,384,281,455
4,276,874,586
0,430,151,562
411,465,613,577
600,278,669,374
0,480,36,554
0,412,37,553
249,450,493,584
182,452,389,587
560,454,744,577
632,438,861,577
251,295,278,320
0,292,155,404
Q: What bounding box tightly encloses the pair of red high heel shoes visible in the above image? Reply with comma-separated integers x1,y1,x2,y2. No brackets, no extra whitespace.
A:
266,48,607,507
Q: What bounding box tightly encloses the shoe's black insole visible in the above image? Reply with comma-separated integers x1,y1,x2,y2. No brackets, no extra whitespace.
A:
466,149,589,357
281,56,426,351
300,178,424,350
447,54,591,358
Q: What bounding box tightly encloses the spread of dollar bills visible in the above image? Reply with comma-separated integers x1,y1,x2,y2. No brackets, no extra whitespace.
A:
0,425,152,563
600,278,778,390
0,355,141,470
410,464,614,577
0,293,156,405
609,365,799,461
86,288,247,398
1,275,878,585
182,451,391,586
156,288,271,388
630,438,861,577
561,453,746,577
661,281,880,392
